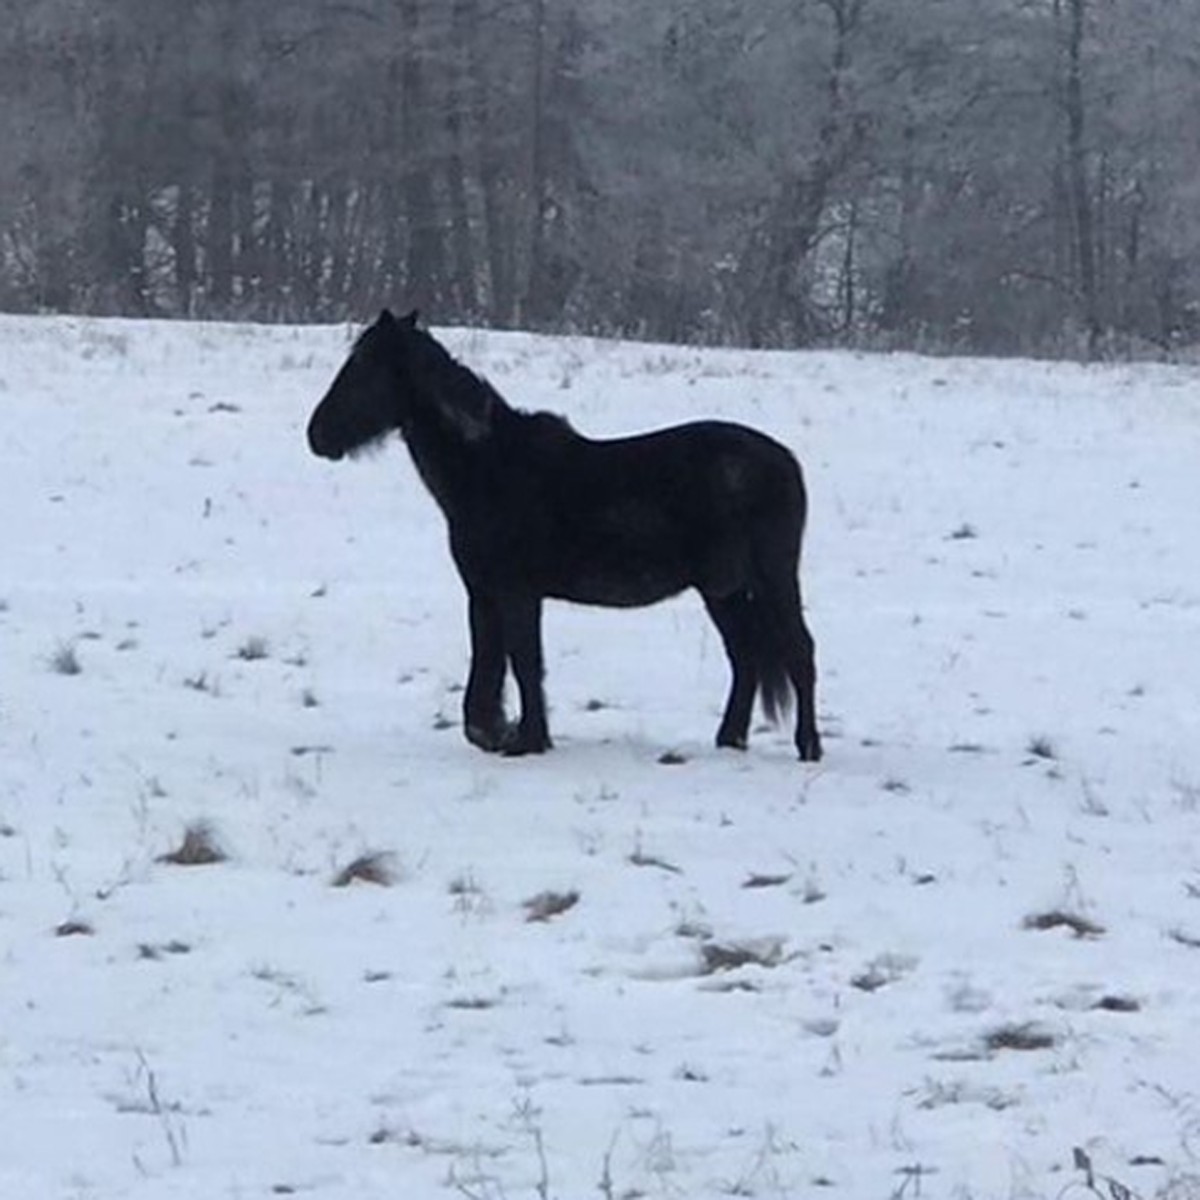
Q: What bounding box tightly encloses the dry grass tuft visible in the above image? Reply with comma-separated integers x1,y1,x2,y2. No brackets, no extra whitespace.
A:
948,740,987,754
234,635,270,662
699,936,786,974
55,918,94,937
138,940,192,960
1026,734,1058,761
742,872,792,889
158,820,227,866
628,847,683,875
183,671,219,695
445,994,500,1010
1022,909,1105,938
523,889,579,923
332,850,398,888
49,642,82,676
1169,927,1200,950
983,1022,1056,1053
1091,994,1141,1013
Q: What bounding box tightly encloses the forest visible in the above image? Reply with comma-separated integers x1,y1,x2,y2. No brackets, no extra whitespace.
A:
1,0,1197,355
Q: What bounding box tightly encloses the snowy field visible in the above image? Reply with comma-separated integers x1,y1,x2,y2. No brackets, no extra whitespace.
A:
3,313,1200,1200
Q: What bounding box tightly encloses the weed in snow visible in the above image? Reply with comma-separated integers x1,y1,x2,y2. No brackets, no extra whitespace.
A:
250,965,325,1015
138,940,192,961
948,740,987,755
523,889,580,923
234,634,270,662
628,845,683,874
851,953,918,993
799,874,827,905
331,850,398,888
55,917,95,937
141,775,168,800
48,642,82,676
917,1079,1018,1112
1167,928,1200,950
183,671,219,696
673,910,713,941
1023,909,1106,939
742,871,792,889
449,872,493,920
114,1050,188,1169
1070,1148,1154,1200
983,1023,1057,1054
1091,994,1141,1013
699,936,786,974
157,821,227,866
1026,734,1059,761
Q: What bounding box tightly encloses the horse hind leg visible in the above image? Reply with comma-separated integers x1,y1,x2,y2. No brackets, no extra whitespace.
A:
789,594,822,762
702,592,759,750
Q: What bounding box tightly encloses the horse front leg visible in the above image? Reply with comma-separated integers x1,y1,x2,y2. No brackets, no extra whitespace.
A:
463,590,511,753
499,593,552,755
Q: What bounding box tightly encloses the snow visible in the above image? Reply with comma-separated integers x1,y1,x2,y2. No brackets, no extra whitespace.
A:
2,313,1200,1199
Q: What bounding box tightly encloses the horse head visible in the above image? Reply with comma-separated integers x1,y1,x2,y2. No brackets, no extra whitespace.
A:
307,308,495,459
307,308,418,460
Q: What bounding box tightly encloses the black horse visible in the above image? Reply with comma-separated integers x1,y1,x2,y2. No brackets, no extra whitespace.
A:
307,310,822,761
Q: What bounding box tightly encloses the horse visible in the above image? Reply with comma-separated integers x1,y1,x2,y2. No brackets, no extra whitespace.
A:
306,309,822,762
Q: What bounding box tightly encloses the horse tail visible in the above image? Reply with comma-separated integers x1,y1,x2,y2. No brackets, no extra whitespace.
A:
746,470,807,727
748,589,794,726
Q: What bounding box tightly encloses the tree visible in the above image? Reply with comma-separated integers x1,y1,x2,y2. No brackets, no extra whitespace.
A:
1,0,1198,356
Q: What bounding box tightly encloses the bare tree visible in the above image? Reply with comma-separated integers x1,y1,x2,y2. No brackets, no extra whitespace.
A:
2,0,1198,355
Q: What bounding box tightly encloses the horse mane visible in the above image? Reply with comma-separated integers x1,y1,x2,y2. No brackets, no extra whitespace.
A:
405,326,508,443
407,326,577,447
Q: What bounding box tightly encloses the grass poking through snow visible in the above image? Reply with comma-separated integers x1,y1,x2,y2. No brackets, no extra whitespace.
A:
158,821,227,866
331,851,398,888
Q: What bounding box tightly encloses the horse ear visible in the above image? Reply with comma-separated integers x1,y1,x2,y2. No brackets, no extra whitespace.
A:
401,309,420,328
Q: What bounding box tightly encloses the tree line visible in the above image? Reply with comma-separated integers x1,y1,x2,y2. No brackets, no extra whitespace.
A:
1,0,1197,355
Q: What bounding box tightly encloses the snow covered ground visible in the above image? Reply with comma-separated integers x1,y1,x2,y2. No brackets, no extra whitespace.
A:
2,313,1200,1199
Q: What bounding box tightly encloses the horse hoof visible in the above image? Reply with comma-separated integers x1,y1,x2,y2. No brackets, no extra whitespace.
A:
501,728,553,756
466,722,513,754
797,738,823,763
716,734,748,751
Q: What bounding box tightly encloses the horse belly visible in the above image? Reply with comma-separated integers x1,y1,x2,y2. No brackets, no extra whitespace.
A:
544,498,700,607
549,549,691,614
552,571,686,609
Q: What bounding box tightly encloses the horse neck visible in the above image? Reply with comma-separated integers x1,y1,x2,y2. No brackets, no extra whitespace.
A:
400,355,504,518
